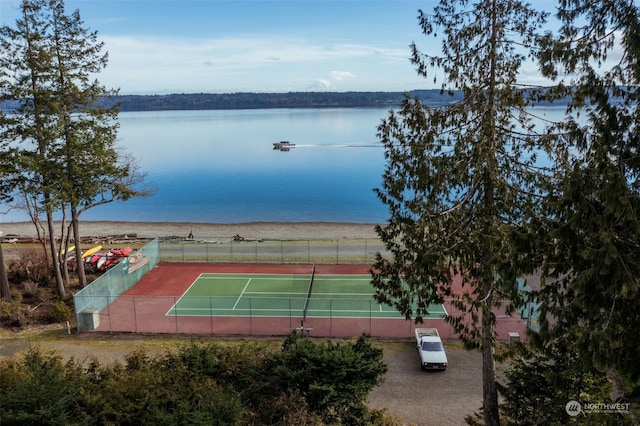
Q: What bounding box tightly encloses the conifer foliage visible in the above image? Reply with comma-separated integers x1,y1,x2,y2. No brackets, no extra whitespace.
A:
371,1,547,424
532,0,640,381
0,336,388,426
0,0,144,295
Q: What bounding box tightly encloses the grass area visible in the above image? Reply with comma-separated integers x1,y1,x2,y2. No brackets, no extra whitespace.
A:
0,325,289,364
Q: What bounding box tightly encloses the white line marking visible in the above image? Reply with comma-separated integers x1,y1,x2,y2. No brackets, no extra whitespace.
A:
165,273,205,316
232,278,252,310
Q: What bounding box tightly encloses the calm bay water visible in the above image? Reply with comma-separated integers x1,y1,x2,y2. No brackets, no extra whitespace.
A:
87,108,388,223
2,106,566,224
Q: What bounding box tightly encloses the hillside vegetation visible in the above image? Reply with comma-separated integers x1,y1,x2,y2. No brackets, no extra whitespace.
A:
0,333,395,426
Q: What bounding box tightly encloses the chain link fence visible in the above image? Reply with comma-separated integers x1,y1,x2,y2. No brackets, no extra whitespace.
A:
75,239,160,330
82,294,528,340
158,238,389,264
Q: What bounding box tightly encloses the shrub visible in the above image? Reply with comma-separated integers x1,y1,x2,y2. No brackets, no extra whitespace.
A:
88,349,245,425
0,348,89,425
47,301,73,323
272,333,388,425
0,337,396,425
0,297,28,327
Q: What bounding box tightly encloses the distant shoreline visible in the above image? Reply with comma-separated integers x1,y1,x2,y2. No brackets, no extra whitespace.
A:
0,89,584,113
106,90,465,112
0,89,462,112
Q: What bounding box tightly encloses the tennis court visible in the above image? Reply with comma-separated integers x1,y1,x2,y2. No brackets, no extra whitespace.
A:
82,261,528,339
165,270,448,320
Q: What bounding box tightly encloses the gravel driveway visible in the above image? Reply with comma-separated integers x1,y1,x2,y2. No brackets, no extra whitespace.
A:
369,341,485,426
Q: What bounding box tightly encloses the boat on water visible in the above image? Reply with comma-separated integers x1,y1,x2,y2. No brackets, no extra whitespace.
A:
273,141,295,151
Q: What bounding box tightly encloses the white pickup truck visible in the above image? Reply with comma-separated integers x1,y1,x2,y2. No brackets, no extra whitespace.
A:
415,328,448,370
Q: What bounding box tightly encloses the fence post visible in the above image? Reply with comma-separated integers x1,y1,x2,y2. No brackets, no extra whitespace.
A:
210,296,214,333
133,296,138,333
174,296,179,333
107,295,112,332
330,299,333,337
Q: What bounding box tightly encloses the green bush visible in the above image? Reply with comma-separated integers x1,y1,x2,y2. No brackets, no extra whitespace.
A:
0,348,90,425
85,349,245,425
47,301,73,323
0,336,395,426
272,333,388,425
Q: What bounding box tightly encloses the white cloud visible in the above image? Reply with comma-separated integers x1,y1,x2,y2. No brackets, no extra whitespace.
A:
330,71,355,81
313,79,334,90
96,34,418,93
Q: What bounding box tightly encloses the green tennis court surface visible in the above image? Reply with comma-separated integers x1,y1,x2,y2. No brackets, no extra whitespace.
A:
166,273,447,319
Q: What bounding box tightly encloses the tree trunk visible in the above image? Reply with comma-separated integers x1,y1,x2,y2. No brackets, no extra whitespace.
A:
60,226,71,288
482,278,499,426
71,209,88,288
0,245,11,302
46,211,66,300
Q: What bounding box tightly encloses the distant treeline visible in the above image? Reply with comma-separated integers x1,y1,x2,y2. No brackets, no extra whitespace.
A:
109,89,464,111
2,89,580,112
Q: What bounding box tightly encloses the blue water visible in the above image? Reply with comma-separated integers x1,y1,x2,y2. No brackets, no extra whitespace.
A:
2,106,566,224
15,108,390,223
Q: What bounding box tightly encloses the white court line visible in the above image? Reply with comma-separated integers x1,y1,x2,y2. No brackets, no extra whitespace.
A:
374,303,447,317
232,278,252,310
165,273,205,316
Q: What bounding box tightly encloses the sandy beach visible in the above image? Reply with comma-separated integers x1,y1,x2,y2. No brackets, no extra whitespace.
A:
0,221,381,241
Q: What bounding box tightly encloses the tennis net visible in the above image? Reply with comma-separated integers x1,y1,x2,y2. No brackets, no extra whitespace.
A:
302,264,316,321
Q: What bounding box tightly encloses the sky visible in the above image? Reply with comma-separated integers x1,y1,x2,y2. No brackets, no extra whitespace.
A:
0,0,561,95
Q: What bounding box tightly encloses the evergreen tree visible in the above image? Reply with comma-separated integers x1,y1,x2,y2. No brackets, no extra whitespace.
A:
531,0,640,381
0,113,18,301
0,0,67,298
371,1,547,424
498,342,627,425
0,147,15,301
0,246,9,302
273,333,388,425
47,0,139,288
0,0,145,292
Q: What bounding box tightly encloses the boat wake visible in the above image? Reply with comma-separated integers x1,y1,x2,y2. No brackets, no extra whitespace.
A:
278,143,379,148
273,140,380,151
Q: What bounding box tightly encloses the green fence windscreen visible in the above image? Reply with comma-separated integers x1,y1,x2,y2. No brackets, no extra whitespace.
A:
74,239,159,329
